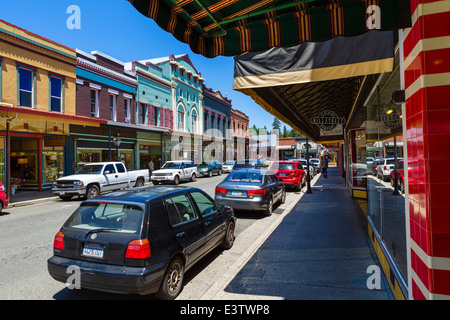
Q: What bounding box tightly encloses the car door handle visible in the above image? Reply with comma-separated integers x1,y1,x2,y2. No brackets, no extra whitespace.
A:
115,175,118,178
204,221,211,226
176,232,185,238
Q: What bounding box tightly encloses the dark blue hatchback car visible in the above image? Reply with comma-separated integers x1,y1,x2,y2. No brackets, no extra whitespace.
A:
47,186,236,300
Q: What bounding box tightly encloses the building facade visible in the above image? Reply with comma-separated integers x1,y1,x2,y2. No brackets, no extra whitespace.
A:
202,86,232,162
73,50,139,171
0,20,105,194
231,108,249,160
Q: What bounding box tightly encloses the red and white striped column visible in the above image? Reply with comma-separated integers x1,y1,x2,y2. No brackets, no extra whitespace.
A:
403,0,450,300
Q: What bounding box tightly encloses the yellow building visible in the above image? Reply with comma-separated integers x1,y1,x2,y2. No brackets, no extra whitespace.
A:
0,20,105,194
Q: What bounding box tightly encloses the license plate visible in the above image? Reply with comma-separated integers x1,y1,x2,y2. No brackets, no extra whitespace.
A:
82,243,104,258
59,191,65,195
279,173,286,177
231,191,243,196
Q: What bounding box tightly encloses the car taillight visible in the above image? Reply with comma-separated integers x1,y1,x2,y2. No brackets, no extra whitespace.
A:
53,231,64,250
292,171,301,177
247,189,266,195
384,166,387,170
125,239,151,259
215,187,227,194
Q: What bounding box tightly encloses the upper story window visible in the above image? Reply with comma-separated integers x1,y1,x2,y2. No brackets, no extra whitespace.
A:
124,98,131,123
109,94,116,121
178,104,185,131
191,108,198,134
50,76,63,112
140,103,147,125
90,89,99,117
18,67,33,107
154,105,160,126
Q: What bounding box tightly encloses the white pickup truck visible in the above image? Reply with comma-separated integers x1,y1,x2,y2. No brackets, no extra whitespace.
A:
52,162,150,200
151,160,197,185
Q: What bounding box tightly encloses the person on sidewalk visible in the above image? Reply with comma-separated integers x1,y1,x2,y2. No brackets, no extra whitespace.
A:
148,158,155,177
321,153,329,178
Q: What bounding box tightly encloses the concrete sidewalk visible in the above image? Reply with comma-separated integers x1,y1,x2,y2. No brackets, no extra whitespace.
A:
207,167,394,300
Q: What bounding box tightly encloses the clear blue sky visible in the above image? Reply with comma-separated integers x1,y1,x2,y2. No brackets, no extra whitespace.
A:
1,0,289,130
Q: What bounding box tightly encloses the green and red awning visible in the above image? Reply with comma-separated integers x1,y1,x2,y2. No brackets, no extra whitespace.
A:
129,0,411,58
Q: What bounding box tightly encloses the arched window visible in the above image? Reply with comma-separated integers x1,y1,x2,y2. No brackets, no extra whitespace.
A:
177,104,185,131
191,108,198,134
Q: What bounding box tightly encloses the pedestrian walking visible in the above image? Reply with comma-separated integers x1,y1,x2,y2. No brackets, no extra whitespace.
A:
321,154,329,178
148,158,155,177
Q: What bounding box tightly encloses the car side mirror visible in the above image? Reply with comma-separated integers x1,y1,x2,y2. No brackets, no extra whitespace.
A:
216,204,225,212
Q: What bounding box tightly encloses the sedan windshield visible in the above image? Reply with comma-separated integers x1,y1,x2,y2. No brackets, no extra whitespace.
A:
224,172,263,183
75,165,103,174
162,162,181,169
65,202,144,234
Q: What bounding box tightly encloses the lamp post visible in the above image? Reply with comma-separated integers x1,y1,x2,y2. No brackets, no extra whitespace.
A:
112,133,121,161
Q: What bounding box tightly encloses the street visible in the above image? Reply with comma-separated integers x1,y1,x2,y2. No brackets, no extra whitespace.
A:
0,172,308,300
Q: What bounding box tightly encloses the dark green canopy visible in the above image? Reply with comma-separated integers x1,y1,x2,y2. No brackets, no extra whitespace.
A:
129,0,411,58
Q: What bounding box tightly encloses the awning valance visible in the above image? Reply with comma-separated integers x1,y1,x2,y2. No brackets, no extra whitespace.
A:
128,0,411,58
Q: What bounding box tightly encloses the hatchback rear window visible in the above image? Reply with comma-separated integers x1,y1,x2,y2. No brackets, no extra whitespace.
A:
225,172,263,183
271,163,295,171
64,202,144,234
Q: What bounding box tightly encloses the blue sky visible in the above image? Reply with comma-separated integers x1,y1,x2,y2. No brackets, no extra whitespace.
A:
1,0,286,130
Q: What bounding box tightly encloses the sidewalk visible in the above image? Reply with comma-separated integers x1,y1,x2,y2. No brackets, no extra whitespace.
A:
8,189,57,208
208,167,394,300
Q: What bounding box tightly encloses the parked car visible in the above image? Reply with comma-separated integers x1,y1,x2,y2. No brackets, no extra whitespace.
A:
269,161,306,191
215,169,285,216
222,161,236,173
151,161,197,185
52,162,150,200
371,159,381,175
197,160,222,177
0,182,8,213
47,186,236,300
289,158,315,177
310,159,321,172
232,161,256,171
390,160,405,193
377,158,403,181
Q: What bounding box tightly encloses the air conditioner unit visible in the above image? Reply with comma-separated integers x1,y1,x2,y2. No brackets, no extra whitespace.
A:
125,117,130,123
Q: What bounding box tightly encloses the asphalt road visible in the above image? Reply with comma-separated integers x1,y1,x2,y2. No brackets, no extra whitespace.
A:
0,171,306,300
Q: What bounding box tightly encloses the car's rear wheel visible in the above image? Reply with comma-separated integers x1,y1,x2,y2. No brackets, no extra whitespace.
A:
221,220,235,249
264,198,273,216
156,257,184,300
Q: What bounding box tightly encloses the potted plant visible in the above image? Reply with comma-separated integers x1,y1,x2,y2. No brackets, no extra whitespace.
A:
10,178,21,195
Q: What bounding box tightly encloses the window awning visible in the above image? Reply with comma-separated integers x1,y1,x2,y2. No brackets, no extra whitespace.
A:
233,30,395,142
129,0,411,58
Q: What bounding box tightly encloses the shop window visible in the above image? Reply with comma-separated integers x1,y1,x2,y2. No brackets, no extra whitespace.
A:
363,57,407,284
43,152,64,182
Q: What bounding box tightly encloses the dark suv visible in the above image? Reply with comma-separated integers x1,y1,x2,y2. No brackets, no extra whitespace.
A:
47,186,236,300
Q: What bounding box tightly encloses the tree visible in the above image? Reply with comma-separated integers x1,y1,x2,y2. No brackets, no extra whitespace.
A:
272,117,281,132
282,125,288,138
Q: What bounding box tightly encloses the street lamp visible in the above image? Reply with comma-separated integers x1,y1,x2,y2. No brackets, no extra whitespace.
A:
112,133,121,161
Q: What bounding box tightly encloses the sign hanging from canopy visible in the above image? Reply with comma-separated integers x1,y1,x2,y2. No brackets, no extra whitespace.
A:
128,0,411,58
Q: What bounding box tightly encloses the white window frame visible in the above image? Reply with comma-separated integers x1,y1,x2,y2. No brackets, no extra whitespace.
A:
108,89,118,122
90,88,99,118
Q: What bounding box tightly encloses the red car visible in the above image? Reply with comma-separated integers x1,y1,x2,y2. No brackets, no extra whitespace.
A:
390,160,405,193
269,161,306,191
0,182,8,213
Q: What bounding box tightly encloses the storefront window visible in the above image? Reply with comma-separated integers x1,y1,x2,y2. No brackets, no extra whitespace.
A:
43,151,64,182
364,55,407,282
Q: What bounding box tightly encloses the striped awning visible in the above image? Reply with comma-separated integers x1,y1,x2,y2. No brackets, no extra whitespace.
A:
129,0,411,58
